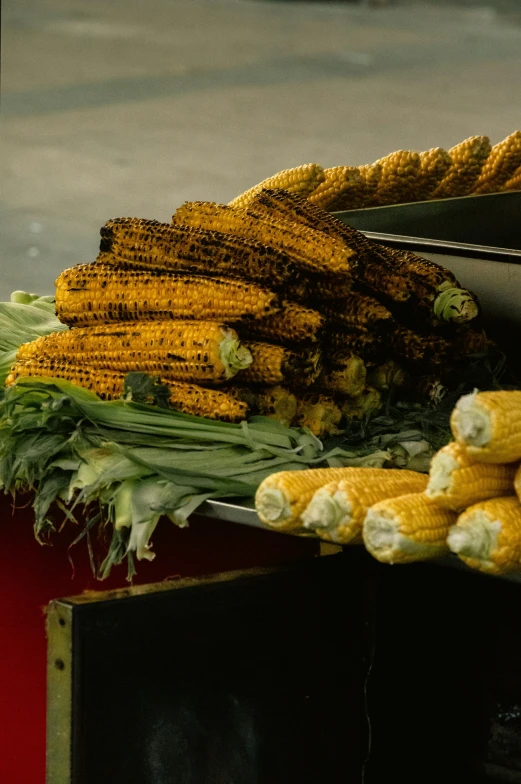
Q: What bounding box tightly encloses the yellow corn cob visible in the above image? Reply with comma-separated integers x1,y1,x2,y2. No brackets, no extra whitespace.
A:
426,441,517,511
367,360,407,392
306,166,366,211
416,147,452,201
55,264,281,328
451,390,521,464
236,301,324,345
503,165,521,191
341,387,382,421
228,164,325,209
293,392,342,438
317,354,367,397
240,342,321,386
363,493,456,564
373,150,421,205
432,135,491,198
473,131,521,194
322,293,393,332
356,163,382,207
6,359,248,421
255,466,372,531
172,202,353,277
448,496,521,574
18,320,252,384
302,468,428,544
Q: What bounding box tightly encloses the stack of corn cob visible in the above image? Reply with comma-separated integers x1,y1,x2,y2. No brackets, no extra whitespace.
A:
230,131,521,212
255,390,521,578
7,189,483,432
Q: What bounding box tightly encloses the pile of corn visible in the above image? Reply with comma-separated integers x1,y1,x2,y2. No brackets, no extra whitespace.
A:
7,190,482,431
231,131,521,212
255,390,521,577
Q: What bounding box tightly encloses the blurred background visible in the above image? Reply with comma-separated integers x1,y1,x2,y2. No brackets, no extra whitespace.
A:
2,0,520,298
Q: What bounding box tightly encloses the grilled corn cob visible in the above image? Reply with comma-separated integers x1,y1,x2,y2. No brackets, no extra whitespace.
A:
426,441,517,511
373,150,421,205
473,131,521,194
55,264,281,327
240,342,321,386
172,202,353,276
229,164,325,209
256,386,298,427
363,493,456,564
317,353,367,397
367,360,407,392
255,467,371,531
322,293,393,332
391,325,452,367
327,330,386,365
448,496,521,574
302,468,428,544
432,135,491,199
307,166,366,211
99,218,302,291
503,166,521,191
451,390,521,464
18,320,252,383
6,359,248,421
341,387,382,421
417,147,452,201
294,392,342,438
411,375,448,406
235,301,324,345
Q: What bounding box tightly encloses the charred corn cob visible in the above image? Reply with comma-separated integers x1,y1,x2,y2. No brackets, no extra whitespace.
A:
6,359,248,421
322,293,393,332
302,468,428,544
367,360,407,392
317,353,367,397
256,386,298,427
18,320,252,383
172,202,353,276
307,166,366,211
448,496,521,574
411,375,448,406
432,135,491,199
229,164,325,209
341,387,382,421
240,342,321,386
417,147,452,201
99,217,302,291
294,392,342,438
327,329,386,365
391,325,452,367
451,390,521,464
373,150,421,205
363,493,456,564
235,301,324,345
473,131,521,194
503,165,521,191
426,441,517,512
55,264,281,328
255,467,370,531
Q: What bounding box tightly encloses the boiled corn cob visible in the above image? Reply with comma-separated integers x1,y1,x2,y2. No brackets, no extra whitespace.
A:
363,493,456,564
426,441,517,511
302,468,428,544
294,392,342,438
451,390,521,464
432,135,491,199
55,264,281,328
18,320,252,384
503,166,521,191
6,359,248,421
99,217,302,291
341,387,382,421
473,131,521,194
373,150,421,205
317,353,367,397
417,147,452,201
356,163,382,206
172,202,353,277
239,342,321,386
306,166,366,211
229,164,325,209
255,466,372,531
234,301,324,345
448,496,521,575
